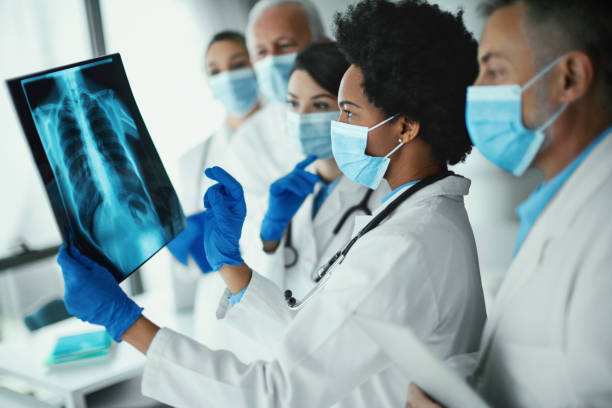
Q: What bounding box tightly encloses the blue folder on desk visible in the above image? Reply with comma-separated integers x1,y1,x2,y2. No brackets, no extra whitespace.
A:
46,331,112,366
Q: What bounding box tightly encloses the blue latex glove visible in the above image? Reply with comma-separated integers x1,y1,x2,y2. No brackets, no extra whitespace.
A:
167,211,213,273
57,245,143,342
202,166,247,271
260,156,320,241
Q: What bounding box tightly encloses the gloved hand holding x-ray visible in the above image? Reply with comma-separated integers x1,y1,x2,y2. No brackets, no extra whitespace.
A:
8,54,185,281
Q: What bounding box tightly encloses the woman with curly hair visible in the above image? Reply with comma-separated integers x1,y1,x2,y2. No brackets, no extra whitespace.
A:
55,1,486,407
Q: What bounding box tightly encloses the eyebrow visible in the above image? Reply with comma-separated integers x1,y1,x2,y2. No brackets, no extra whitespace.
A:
480,51,506,64
229,52,248,61
338,100,361,108
255,35,294,49
287,92,298,99
311,93,336,100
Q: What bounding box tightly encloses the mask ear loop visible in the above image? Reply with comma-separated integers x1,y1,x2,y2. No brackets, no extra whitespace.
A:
521,55,564,92
384,139,405,158
368,114,404,158
368,114,399,131
520,55,569,133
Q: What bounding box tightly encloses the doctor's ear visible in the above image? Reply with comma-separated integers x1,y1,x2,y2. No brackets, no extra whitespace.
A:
555,51,595,103
398,117,420,144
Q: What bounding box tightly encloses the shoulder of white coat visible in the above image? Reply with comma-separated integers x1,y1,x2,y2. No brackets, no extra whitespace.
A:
227,103,286,150
383,176,472,235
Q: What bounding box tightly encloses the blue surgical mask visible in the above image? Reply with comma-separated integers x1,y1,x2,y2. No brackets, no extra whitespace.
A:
286,110,339,158
466,57,568,176
331,115,402,189
253,53,297,103
208,67,259,116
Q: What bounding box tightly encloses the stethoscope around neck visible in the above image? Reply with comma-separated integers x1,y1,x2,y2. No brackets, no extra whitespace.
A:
283,188,374,268
284,170,453,310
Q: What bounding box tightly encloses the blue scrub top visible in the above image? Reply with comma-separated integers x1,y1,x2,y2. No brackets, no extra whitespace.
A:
382,180,419,203
514,127,611,253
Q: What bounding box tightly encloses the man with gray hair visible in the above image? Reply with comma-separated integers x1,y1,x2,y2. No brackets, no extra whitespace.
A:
219,0,327,272
190,0,327,364
247,0,325,103
407,1,612,407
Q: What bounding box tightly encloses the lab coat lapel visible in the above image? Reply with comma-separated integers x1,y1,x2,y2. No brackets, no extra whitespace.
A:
480,131,612,348
312,176,363,231
293,193,318,266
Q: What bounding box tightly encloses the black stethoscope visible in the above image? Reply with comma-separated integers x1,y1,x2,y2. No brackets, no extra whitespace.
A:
284,170,453,310
283,188,374,268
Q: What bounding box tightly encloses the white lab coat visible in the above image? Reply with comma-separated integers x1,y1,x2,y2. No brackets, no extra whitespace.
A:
223,102,304,197
141,174,486,408
469,131,612,407
175,123,234,216
170,123,241,310
192,176,390,361
171,101,300,310
222,102,305,273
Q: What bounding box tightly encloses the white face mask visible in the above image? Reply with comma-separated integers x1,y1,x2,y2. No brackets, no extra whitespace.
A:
330,115,402,190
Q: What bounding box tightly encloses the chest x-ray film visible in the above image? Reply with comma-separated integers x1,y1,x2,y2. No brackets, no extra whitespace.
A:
7,54,186,282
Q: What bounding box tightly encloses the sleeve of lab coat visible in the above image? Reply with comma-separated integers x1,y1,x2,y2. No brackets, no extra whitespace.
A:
566,237,612,406
216,270,296,348
141,235,439,408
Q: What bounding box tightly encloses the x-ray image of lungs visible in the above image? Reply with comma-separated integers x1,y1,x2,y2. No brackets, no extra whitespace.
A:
14,56,186,280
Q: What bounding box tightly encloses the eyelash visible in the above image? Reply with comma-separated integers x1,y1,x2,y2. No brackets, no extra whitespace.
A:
231,61,247,69
286,100,298,107
314,102,329,110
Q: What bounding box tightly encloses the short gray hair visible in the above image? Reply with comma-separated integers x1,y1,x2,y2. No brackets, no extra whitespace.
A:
246,0,325,51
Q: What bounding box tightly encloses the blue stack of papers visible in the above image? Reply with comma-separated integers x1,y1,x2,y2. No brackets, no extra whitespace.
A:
46,331,112,366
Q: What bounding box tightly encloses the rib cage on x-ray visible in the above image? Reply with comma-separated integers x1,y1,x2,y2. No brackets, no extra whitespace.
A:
30,66,166,274
56,89,153,235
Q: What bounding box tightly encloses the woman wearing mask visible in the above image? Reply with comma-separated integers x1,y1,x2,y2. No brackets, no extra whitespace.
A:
168,30,260,310
192,42,389,361
57,1,486,406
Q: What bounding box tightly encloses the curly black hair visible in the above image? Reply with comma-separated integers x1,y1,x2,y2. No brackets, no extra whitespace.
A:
334,0,478,165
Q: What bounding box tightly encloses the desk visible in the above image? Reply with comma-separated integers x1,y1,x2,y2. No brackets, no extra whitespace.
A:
0,291,192,408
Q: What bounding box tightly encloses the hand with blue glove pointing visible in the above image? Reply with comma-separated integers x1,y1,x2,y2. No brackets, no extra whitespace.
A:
167,211,212,273
57,245,143,342
202,166,247,271
260,156,320,242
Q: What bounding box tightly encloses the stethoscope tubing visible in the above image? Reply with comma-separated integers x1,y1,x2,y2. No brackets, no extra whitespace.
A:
283,188,373,268
285,170,453,310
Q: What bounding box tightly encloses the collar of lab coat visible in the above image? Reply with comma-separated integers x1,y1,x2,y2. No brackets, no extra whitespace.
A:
352,174,471,235
481,128,612,347
311,175,375,229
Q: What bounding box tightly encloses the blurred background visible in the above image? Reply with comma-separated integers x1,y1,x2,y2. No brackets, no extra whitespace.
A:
0,0,541,367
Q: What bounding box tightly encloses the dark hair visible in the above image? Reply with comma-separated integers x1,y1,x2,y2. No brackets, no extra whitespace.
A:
207,30,247,51
334,0,478,165
479,0,612,114
293,42,350,96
